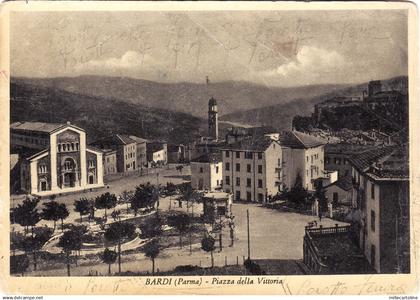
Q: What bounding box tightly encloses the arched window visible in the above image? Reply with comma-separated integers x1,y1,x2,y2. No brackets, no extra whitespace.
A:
76,143,79,150
62,144,66,151
64,158,76,171
71,143,75,151
58,144,61,152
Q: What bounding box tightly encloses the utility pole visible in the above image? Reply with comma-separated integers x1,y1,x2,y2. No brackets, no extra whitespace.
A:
247,209,250,260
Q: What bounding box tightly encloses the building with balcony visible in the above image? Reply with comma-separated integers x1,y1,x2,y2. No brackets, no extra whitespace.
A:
278,131,326,191
221,136,282,203
349,146,409,273
11,121,104,196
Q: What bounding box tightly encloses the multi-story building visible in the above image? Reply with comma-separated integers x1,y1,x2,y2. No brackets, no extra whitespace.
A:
350,146,409,273
167,144,186,163
278,131,326,191
11,121,104,196
324,143,374,178
221,136,282,203
225,126,278,145
190,152,222,191
129,135,148,169
146,140,167,165
102,149,117,175
90,134,137,173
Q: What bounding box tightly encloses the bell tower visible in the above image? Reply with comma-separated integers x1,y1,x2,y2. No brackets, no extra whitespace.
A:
208,97,218,141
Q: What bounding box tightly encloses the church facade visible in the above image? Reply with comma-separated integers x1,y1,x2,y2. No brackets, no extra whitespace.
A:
11,122,104,196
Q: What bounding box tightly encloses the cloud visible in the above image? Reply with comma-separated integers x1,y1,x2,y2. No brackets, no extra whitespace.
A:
259,46,349,85
75,51,153,72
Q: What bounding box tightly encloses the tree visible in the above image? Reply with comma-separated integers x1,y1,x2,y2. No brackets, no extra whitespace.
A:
74,198,91,223
167,213,190,249
285,174,309,209
12,196,41,236
102,248,117,275
313,179,328,215
10,255,30,276
20,226,53,271
95,192,117,219
41,201,61,230
131,183,158,216
104,222,136,273
58,228,83,276
119,190,134,213
56,203,69,232
111,209,122,222
139,215,163,239
144,239,160,274
201,235,216,268
165,182,177,210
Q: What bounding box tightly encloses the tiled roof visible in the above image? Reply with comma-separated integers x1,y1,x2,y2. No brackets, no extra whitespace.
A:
92,134,136,146
221,136,276,151
129,135,147,144
11,121,65,133
191,152,222,163
227,125,278,137
326,176,352,191
278,131,326,149
324,143,375,155
349,146,395,172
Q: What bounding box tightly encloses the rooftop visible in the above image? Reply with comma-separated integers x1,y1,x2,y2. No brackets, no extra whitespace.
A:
349,146,408,180
325,176,352,191
278,131,326,149
10,121,80,133
202,191,231,200
324,143,375,155
309,231,374,274
221,136,276,152
191,152,222,163
129,135,147,144
92,134,136,146
226,125,278,138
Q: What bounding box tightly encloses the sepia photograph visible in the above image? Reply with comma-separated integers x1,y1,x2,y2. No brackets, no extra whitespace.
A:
1,1,418,295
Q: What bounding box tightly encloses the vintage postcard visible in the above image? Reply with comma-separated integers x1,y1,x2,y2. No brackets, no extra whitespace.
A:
0,0,418,296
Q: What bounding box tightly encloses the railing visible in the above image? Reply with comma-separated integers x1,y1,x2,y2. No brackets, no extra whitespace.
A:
305,224,352,236
303,233,327,274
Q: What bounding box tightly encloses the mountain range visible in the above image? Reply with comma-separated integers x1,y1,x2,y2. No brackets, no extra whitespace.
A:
10,75,407,144
12,76,350,119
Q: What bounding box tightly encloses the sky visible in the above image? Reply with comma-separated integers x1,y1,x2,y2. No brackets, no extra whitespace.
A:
11,9,408,87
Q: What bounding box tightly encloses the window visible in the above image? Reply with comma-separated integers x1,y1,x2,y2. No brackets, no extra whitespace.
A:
235,191,241,201
247,164,251,173
311,156,314,164
246,178,251,187
63,144,67,151
225,176,230,185
58,144,61,152
246,192,252,201
258,165,263,174
371,182,375,199
38,164,47,173
258,193,264,202
216,166,219,173
325,156,330,164
236,177,240,186
371,244,376,267
225,151,230,158
245,152,253,159
306,156,309,162
236,151,240,159
200,167,203,173
335,158,342,165
216,180,219,186
236,163,240,172
258,179,263,188
371,210,375,232
258,153,263,159
225,162,230,171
